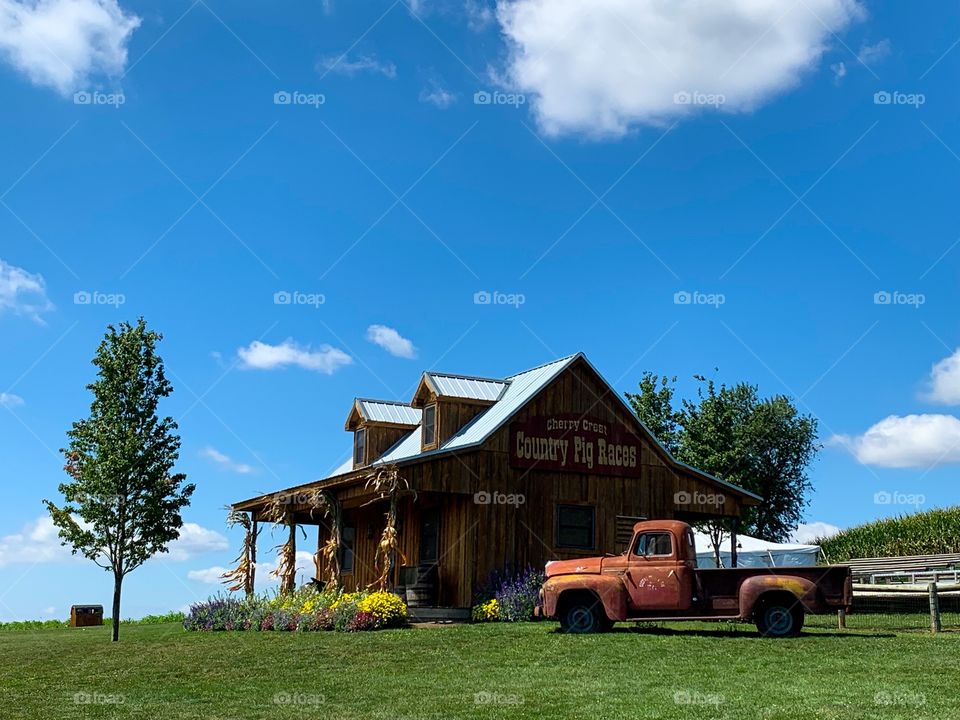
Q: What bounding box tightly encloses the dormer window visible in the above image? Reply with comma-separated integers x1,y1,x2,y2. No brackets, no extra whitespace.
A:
354,428,366,467
423,404,437,448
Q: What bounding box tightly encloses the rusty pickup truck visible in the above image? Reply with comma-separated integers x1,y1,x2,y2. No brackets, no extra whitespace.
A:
542,520,852,637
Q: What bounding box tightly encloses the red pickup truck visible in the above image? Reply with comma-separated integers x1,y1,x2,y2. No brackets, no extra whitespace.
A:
541,520,852,637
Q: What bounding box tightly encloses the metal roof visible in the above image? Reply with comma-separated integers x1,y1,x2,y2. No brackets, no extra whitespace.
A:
357,399,421,426
425,372,507,402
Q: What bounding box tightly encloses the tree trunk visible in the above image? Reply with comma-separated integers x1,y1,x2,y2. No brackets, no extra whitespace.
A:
111,573,123,642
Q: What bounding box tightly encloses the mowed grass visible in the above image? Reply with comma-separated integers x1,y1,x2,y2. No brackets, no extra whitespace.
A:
2,620,959,720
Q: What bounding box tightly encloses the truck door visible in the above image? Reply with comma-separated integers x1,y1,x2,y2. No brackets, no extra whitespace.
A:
624,531,692,611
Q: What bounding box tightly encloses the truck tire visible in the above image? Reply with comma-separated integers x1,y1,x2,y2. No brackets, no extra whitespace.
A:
559,600,607,634
755,599,804,638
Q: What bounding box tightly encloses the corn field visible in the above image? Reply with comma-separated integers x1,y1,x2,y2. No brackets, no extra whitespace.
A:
819,507,960,562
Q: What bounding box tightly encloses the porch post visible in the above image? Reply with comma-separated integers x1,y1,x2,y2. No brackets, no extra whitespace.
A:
730,518,739,568
250,514,258,595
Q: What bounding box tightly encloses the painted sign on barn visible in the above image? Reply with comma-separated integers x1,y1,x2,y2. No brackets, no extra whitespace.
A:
509,414,642,477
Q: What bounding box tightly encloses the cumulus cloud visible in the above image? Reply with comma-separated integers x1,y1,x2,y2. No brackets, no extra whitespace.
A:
419,80,457,108
0,0,140,95
189,551,315,585
496,0,865,136
0,515,226,566
791,521,840,544
0,392,25,407
0,258,53,321
831,414,960,468
923,348,960,405
366,324,417,359
465,0,494,31
237,339,352,374
199,446,256,475
165,523,229,562
857,38,890,65
317,53,396,78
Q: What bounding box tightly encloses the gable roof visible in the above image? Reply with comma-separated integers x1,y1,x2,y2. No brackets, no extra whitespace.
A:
234,352,762,510
411,371,508,406
346,399,421,429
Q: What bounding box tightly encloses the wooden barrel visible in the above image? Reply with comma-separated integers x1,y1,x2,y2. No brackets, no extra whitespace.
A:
405,564,438,607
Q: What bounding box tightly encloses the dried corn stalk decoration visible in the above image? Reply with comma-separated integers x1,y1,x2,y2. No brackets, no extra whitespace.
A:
220,509,260,596
363,465,415,591
263,493,302,595
308,489,343,590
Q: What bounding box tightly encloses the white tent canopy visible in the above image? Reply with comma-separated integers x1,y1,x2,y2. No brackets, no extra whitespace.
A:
693,531,821,568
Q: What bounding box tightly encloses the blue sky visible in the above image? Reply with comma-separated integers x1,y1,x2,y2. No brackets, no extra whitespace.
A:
1,0,959,620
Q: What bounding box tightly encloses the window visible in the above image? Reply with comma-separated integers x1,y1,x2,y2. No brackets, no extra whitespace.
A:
340,526,355,573
419,507,440,564
353,428,366,466
423,404,437,447
556,504,595,550
634,532,673,557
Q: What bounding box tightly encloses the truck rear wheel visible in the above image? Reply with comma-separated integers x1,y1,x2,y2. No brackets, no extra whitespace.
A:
559,600,608,634
755,600,804,638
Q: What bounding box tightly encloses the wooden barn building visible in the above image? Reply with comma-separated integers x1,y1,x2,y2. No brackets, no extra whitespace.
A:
232,353,760,611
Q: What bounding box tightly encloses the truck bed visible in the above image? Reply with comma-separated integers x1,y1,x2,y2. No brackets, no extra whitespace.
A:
695,565,851,613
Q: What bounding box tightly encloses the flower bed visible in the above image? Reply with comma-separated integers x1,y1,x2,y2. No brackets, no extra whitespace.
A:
183,589,407,632
471,566,545,622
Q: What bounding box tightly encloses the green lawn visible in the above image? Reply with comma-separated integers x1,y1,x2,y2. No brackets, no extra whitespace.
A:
2,620,958,719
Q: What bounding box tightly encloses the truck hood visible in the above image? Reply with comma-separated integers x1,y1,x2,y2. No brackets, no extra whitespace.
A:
545,557,604,578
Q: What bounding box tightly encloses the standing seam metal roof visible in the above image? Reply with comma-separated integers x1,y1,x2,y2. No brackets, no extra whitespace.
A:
425,373,508,402
357,399,421,426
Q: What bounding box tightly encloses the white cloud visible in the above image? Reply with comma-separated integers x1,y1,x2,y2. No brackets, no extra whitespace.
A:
0,515,77,566
791,521,840,544
419,80,456,108
465,0,494,31
923,348,960,405
831,414,960,468
237,339,353,374
857,38,890,65
366,324,417,359
199,446,256,475
189,551,315,586
0,392,24,407
830,61,846,84
317,53,396,78
0,258,53,321
0,0,140,95
496,0,865,137
165,523,229,562
0,515,226,566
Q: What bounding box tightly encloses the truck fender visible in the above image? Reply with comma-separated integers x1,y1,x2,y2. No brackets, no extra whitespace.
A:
739,575,818,618
543,575,628,621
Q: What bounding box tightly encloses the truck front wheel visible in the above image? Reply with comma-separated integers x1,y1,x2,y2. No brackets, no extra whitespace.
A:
755,599,804,638
559,599,610,634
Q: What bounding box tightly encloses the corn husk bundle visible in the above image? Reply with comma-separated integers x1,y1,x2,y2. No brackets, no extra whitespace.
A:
220,509,260,595
308,489,343,589
364,465,415,591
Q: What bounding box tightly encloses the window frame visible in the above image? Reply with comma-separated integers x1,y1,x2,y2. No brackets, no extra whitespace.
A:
353,428,366,467
339,525,355,574
555,503,596,551
632,531,674,558
422,403,437,448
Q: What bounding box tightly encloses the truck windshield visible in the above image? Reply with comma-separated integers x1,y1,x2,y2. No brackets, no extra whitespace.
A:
634,532,672,557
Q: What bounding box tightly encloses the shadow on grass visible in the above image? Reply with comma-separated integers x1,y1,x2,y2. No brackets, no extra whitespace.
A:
547,625,896,639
